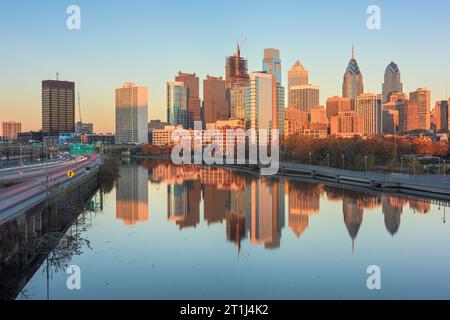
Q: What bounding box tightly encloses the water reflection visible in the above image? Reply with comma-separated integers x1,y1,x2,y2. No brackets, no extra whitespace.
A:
136,161,445,251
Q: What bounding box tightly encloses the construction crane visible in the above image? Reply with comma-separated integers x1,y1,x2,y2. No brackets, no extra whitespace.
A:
237,38,247,55
78,92,82,124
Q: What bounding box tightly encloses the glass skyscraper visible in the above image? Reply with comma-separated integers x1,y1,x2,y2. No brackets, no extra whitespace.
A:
167,81,188,129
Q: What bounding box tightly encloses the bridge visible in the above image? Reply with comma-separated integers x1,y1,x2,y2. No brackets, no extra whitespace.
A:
0,154,102,223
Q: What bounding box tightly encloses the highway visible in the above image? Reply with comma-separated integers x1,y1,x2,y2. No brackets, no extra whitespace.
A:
0,154,101,223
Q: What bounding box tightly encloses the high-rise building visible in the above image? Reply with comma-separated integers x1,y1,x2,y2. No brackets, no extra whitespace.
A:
310,105,327,125
409,87,431,131
75,121,93,134
175,72,201,129
226,45,250,89
245,72,273,131
230,86,247,119
167,81,188,129
342,46,364,101
288,60,309,95
326,96,352,119
330,111,364,137
289,85,319,113
382,109,399,134
396,99,419,134
262,48,285,133
115,82,148,145
1,121,22,141
382,61,403,103
434,100,449,132
356,93,382,135
263,48,282,85
284,107,309,137
203,75,228,125
42,80,75,135
0,121,22,141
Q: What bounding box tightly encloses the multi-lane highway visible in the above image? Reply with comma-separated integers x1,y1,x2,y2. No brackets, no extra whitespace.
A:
0,154,102,223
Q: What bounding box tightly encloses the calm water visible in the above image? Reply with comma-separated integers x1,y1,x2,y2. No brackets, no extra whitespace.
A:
7,160,450,300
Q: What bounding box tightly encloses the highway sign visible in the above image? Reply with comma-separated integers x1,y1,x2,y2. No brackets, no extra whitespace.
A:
70,143,94,155
67,170,76,178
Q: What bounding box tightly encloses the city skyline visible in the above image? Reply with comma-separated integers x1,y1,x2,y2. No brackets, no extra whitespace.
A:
1,1,450,133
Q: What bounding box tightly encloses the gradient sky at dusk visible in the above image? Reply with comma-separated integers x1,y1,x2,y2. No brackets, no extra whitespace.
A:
1,0,449,133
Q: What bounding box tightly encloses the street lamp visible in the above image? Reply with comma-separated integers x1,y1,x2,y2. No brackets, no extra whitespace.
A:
326,153,330,167
309,152,312,166
342,155,345,170
31,140,50,197
364,155,368,172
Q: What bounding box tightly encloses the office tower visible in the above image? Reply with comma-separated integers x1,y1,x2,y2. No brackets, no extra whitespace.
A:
288,60,309,99
115,82,148,145
263,48,282,85
330,111,364,137
356,93,382,135
409,87,431,130
382,109,399,134
284,107,309,137
262,48,285,133
116,164,149,225
396,99,419,134
326,96,352,118
175,72,201,129
342,46,364,101
1,121,22,141
226,45,250,89
290,85,320,113
42,79,75,135
434,100,449,132
203,75,228,125
230,86,247,119
167,81,188,129
382,61,403,103
245,72,273,131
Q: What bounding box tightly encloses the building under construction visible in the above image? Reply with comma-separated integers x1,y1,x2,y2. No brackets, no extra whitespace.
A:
225,45,250,89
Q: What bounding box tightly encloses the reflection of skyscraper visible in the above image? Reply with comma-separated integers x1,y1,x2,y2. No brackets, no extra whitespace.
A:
116,165,149,225
343,198,363,252
246,179,284,248
203,185,229,225
167,181,201,229
288,182,321,238
382,196,403,236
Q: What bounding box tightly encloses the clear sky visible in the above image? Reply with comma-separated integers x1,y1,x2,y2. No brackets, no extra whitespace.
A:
1,0,449,133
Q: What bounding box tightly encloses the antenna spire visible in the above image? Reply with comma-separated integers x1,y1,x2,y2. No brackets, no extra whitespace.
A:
56,72,60,81
352,44,355,60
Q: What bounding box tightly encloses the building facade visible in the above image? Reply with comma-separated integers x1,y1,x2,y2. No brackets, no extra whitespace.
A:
342,47,364,101
289,85,319,113
175,72,201,129
329,111,364,137
409,87,431,131
1,121,22,141
42,80,75,135
203,75,228,125
382,61,403,103
245,72,273,131
115,82,148,145
326,96,352,118
167,81,188,129
356,93,382,136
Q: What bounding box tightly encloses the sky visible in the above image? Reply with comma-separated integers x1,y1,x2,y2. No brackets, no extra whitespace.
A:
1,0,449,133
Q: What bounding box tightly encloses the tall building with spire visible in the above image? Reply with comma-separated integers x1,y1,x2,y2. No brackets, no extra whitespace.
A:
342,46,364,102
382,61,403,103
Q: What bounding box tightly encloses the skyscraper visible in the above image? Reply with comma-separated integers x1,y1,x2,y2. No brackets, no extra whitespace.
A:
289,85,319,113
1,121,21,141
167,81,188,129
396,99,419,134
115,82,148,145
330,111,364,137
262,48,285,133
42,79,75,135
382,61,403,103
356,93,382,135
226,45,250,90
245,72,273,131
288,61,309,93
409,87,431,130
230,86,247,119
342,46,364,101
434,100,449,132
175,72,201,129
203,75,228,125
